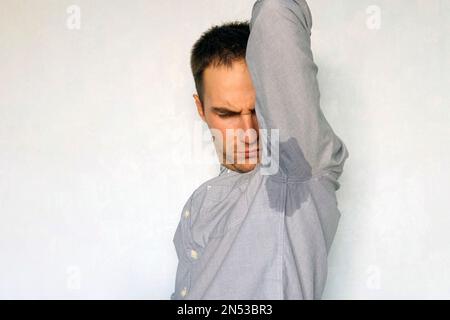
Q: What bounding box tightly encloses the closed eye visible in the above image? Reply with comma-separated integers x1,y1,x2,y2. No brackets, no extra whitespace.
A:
211,106,255,118
217,113,236,118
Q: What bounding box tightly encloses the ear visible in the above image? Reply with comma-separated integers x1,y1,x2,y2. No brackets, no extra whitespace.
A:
193,94,206,122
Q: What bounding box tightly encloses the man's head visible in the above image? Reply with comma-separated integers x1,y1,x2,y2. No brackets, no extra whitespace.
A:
190,21,260,173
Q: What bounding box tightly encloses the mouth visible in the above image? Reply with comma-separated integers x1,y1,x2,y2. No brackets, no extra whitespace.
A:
238,148,259,158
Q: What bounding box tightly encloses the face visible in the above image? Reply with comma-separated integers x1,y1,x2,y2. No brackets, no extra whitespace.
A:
194,59,260,173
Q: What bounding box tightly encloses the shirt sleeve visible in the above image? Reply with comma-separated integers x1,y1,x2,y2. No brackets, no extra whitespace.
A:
246,0,349,189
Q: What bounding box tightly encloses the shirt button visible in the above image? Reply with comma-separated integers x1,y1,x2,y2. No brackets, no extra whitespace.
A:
180,287,188,297
190,249,198,260
184,209,190,218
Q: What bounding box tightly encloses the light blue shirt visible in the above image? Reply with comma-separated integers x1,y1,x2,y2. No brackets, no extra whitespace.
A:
171,0,349,300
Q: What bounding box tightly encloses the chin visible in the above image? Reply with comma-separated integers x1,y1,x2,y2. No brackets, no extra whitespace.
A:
235,162,258,173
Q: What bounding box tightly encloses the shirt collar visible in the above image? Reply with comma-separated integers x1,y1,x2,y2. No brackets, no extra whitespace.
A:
219,164,231,176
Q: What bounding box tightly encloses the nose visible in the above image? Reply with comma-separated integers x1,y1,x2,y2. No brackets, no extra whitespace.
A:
239,113,258,145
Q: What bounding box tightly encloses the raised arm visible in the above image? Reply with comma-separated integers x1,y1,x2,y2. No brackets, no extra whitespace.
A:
246,0,349,188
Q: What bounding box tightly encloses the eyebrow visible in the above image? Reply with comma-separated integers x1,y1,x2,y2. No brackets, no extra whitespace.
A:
211,106,240,114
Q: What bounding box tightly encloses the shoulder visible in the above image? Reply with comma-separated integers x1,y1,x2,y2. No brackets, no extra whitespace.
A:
181,172,245,212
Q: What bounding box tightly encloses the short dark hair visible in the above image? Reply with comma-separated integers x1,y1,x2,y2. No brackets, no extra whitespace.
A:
190,21,250,104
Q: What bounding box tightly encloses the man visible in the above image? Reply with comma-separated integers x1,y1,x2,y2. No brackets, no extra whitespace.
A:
171,0,349,299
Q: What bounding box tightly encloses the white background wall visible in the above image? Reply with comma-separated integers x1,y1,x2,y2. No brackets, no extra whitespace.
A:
0,0,448,299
